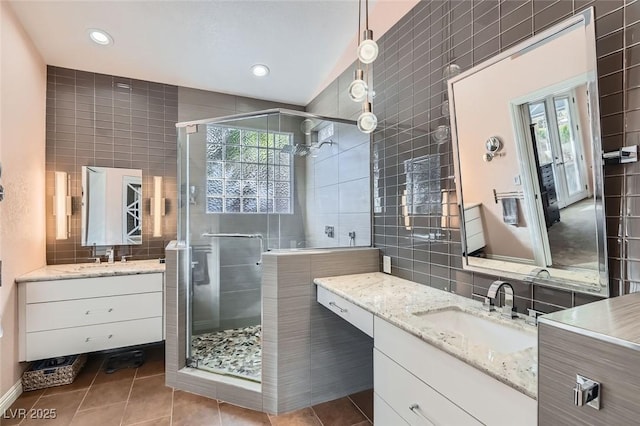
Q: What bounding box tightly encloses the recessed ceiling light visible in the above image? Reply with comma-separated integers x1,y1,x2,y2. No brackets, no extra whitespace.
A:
88,29,113,46
250,64,270,77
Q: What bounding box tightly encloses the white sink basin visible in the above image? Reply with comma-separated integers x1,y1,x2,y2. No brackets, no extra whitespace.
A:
413,308,536,353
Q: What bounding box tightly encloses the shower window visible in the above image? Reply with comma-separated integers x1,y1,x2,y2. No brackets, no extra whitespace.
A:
205,125,293,214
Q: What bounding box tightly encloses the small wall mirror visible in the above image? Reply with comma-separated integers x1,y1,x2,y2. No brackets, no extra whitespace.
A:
449,9,608,296
81,166,143,247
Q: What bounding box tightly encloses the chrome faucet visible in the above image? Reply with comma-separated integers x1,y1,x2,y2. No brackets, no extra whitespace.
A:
486,280,518,319
106,247,115,264
524,267,551,283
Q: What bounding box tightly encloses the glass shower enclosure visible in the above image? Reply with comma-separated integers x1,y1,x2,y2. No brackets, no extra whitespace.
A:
176,109,368,384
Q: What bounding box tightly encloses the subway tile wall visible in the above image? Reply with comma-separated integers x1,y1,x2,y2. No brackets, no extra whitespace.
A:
306,71,372,249
46,66,178,263
367,0,640,312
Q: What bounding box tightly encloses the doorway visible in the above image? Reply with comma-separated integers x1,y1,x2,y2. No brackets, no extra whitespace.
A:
526,91,589,209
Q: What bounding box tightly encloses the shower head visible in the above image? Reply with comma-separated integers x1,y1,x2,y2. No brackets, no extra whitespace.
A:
281,144,311,157
281,139,336,158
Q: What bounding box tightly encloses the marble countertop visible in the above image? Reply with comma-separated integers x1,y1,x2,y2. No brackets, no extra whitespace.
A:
16,259,166,283
540,292,640,350
314,272,538,399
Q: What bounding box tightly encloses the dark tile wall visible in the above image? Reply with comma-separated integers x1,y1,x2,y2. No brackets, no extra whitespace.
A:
370,0,640,312
46,66,178,264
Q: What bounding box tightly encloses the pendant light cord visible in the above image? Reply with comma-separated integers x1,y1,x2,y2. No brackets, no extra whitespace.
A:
365,0,369,30
357,0,362,45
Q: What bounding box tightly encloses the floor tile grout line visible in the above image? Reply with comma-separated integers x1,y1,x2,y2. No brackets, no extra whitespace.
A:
119,367,139,426
169,387,175,426
126,415,170,426
347,395,372,424
74,360,105,414
310,406,325,426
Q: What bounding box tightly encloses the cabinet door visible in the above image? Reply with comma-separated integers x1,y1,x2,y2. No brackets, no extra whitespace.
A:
26,317,162,361
374,317,537,426
374,393,409,426
375,349,482,425
25,273,163,303
317,286,373,336
26,292,162,332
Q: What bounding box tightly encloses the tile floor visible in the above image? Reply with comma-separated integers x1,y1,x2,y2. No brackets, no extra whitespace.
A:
2,345,373,426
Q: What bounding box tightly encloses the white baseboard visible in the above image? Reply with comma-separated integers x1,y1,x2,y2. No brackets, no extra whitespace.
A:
0,380,22,415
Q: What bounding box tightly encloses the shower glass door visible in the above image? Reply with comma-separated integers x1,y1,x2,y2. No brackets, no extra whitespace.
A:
177,109,366,384
184,113,279,383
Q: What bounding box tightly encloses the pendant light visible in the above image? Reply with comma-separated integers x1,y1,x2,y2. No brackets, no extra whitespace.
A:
357,102,378,134
348,69,368,102
351,0,378,134
357,0,378,64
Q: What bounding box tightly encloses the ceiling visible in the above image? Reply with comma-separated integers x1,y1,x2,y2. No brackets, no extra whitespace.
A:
8,0,393,106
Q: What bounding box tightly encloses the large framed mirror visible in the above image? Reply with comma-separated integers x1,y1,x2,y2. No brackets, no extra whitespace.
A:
81,166,143,247
449,8,608,297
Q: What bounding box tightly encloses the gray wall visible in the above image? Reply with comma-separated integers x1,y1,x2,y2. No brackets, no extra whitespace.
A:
45,66,178,264
357,0,640,313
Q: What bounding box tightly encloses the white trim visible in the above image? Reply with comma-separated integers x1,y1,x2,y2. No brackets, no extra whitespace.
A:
0,380,23,415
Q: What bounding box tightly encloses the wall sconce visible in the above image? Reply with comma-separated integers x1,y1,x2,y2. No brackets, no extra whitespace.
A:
54,171,71,240
151,176,165,237
401,189,411,230
441,189,459,229
483,136,505,162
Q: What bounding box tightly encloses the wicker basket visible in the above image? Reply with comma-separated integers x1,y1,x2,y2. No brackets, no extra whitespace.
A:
22,355,87,391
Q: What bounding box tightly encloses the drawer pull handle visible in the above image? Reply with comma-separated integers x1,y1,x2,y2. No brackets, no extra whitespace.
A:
329,301,348,313
409,403,437,425
85,334,114,342
85,308,114,315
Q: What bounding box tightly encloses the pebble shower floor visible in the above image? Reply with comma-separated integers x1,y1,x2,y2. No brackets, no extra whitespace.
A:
191,325,262,382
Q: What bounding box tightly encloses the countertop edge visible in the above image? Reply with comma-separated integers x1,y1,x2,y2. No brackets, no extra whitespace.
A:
16,260,166,283
314,275,537,401
538,317,640,352
16,268,165,283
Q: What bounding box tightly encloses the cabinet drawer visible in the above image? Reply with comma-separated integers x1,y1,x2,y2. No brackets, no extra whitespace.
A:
26,292,163,332
25,273,163,303
374,392,409,426
25,317,162,361
374,317,536,425
464,205,481,221
466,233,486,254
375,349,481,425
317,286,373,337
465,217,483,237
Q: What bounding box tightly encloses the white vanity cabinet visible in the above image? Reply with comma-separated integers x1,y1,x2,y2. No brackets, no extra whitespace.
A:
18,273,164,361
374,317,536,426
317,286,374,337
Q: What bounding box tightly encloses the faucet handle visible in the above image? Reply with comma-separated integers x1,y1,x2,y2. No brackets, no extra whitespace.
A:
483,297,496,312
525,308,543,325
502,305,519,319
